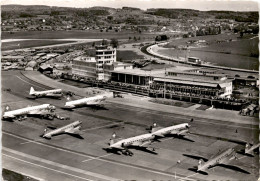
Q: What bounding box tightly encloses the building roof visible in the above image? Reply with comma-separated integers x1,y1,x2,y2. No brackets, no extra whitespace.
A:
112,66,232,85
2,56,25,59
154,78,219,88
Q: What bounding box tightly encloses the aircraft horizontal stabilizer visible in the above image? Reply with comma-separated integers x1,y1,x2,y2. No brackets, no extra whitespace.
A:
4,114,15,119
64,105,75,109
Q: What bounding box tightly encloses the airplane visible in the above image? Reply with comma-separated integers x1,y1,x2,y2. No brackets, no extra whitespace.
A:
2,104,56,121
197,148,238,172
150,122,191,138
184,147,250,174
244,142,260,156
106,132,156,156
29,87,63,98
64,93,112,109
41,120,83,139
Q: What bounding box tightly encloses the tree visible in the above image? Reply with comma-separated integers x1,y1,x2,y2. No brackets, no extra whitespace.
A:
134,36,137,41
129,37,132,40
92,42,96,47
240,31,244,38
110,38,119,48
101,39,108,45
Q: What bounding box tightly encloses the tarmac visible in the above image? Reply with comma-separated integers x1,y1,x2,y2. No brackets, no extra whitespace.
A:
2,70,259,181
22,71,258,126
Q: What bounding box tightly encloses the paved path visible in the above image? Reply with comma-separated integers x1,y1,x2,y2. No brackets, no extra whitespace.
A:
147,42,258,73
21,71,258,126
2,39,103,53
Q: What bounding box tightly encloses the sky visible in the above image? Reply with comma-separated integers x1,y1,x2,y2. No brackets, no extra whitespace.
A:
1,0,259,11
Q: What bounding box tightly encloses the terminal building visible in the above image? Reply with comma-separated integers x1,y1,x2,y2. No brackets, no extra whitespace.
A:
71,46,233,98
71,45,132,81
111,66,233,98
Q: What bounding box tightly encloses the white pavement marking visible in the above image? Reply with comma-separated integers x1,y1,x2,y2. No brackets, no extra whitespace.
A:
237,155,247,160
82,123,120,132
3,147,118,181
3,154,93,181
20,138,44,145
111,104,257,129
4,132,197,181
179,172,198,181
2,100,26,104
16,75,47,90
82,153,113,162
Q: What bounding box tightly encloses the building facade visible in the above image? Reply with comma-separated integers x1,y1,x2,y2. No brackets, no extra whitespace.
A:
111,67,233,98
72,56,96,79
71,45,132,81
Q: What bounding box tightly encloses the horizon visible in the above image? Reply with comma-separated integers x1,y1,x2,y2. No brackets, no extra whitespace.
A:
1,0,259,12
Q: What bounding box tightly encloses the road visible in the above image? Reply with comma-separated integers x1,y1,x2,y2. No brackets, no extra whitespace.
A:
2,70,259,180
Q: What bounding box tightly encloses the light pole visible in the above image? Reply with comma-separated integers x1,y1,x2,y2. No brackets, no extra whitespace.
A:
175,160,181,179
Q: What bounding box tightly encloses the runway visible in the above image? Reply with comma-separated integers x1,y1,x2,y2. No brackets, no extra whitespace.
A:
2,70,259,180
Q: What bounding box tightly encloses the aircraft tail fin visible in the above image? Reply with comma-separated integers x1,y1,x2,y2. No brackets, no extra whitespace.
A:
29,87,35,95
109,132,118,145
2,105,12,119
151,123,162,133
44,128,48,133
197,159,205,170
4,105,11,112
245,142,252,153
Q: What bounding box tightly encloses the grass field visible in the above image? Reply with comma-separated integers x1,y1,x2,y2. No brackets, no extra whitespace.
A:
117,50,145,62
165,33,255,47
157,33,259,70
150,98,195,108
1,40,76,51
2,30,158,40
2,168,39,181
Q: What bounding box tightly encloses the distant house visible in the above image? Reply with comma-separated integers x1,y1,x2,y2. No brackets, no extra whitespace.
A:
41,26,52,31
155,35,168,41
27,25,38,31
38,64,53,73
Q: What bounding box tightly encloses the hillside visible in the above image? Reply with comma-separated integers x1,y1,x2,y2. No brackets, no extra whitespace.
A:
1,5,258,35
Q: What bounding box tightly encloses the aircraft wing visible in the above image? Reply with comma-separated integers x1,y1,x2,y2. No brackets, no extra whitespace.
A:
87,100,102,105
134,140,152,147
176,129,189,136
65,126,81,134
46,93,63,97
28,109,49,115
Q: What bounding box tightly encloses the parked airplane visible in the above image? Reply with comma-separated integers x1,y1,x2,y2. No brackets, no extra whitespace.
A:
2,104,56,121
150,122,191,138
41,120,83,139
29,87,63,98
197,148,238,172
64,93,112,109
245,142,260,156
108,132,156,156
